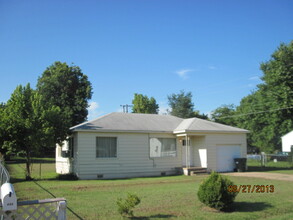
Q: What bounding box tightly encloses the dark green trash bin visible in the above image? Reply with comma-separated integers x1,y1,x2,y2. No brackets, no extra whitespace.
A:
234,158,247,172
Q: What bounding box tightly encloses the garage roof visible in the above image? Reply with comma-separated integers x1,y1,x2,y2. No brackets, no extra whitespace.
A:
71,112,249,134
173,117,248,133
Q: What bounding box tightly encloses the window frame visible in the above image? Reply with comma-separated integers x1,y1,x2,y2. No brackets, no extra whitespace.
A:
182,139,190,146
149,137,177,158
96,136,118,158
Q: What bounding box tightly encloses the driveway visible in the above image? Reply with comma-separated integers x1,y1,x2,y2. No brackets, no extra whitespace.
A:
223,172,293,182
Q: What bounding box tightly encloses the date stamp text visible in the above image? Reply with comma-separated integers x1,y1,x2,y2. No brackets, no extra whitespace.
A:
227,185,275,193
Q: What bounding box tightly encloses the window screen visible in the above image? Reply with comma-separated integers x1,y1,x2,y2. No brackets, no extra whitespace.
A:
96,137,117,158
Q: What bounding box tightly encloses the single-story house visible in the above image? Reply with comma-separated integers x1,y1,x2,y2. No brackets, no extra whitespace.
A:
56,112,249,179
282,131,293,153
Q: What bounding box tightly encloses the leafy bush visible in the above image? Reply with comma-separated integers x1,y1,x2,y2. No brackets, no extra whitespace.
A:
197,172,237,210
117,193,141,217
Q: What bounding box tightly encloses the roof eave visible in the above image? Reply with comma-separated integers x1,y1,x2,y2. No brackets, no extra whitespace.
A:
174,129,249,134
71,129,174,134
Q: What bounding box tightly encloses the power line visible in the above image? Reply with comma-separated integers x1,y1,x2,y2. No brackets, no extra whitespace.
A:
236,101,292,110
212,99,293,113
216,106,293,119
216,91,293,110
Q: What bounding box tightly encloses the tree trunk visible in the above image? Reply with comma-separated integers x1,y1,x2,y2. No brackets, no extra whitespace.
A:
26,149,32,180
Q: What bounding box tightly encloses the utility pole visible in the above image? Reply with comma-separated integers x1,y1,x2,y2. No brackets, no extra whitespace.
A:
120,104,133,113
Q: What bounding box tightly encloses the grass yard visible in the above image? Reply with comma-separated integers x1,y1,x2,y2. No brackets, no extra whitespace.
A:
6,157,58,181
247,159,293,175
6,159,293,220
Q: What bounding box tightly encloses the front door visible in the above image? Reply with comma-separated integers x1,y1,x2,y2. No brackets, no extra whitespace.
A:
199,149,207,168
182,145,193,167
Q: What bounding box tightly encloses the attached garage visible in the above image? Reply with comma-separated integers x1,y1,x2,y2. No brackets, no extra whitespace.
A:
216,145,241,172
175,119,248,174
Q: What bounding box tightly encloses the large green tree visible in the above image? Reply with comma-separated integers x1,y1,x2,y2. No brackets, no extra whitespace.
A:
167,90,194,118
237,41,293,152
236,90,276,152
211,104,237,126
2,84,60,179
37,61,92,143
0,103,8,158
193,110,209,120
132,93,159,114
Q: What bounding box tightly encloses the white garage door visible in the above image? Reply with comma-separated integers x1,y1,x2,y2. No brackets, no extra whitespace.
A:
217,145,241,172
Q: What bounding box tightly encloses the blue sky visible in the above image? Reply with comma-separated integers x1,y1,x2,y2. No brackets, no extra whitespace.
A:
0,0,292,120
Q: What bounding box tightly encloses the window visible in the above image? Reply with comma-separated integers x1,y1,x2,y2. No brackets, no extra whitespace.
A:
150,138,176,158
96,137,117,158
61,150,70,158
61,137,74,158
182,139,190,146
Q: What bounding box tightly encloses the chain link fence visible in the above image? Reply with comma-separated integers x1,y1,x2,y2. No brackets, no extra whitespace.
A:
0,159,67,220
247,153,293,169
6,154,57,181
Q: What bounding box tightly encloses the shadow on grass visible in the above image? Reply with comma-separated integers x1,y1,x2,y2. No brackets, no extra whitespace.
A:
10,177,30,184
10,176,59,184
33,181,84,220
247,166,293,172
227,201,273,212
129,214,175,219
6,158,55,164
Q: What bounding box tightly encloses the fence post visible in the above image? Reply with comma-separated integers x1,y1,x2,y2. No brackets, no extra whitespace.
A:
39,162,42,179
57,200,67,220
261,152,265,167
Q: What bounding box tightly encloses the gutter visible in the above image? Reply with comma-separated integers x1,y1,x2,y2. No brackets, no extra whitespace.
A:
173,129,250,134
71,129,174,134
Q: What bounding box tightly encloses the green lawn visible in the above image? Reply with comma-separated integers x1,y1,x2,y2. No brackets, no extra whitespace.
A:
6,160,293,220
6,158,58,181
247,159,293,175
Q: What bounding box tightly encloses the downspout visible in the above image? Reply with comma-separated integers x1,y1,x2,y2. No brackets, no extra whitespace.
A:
148,134,156,168
185,135,188,168
189,137,192,168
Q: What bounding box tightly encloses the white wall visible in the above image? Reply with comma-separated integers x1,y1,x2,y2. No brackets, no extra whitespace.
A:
55,142,72,174
205,133,247,171
74,132,182,179
55,134,78,174
282,131,293,152
68,131,247,178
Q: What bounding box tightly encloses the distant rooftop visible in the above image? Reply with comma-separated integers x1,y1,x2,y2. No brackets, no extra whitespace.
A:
71,112,249,134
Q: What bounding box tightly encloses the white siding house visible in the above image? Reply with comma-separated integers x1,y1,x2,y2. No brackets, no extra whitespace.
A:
56,113,248,179
282,131,293,152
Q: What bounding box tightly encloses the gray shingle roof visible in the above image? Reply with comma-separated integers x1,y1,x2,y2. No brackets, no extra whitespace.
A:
71,112,183,133
71,112,249,134
174,117,248,133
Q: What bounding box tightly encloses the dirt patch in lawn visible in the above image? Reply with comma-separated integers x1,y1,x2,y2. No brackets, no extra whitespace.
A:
70,178,197,191
223,172,293,182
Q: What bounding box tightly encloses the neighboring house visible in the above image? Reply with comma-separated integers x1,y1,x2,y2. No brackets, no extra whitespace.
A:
281,131,293,153
56,112,249,179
